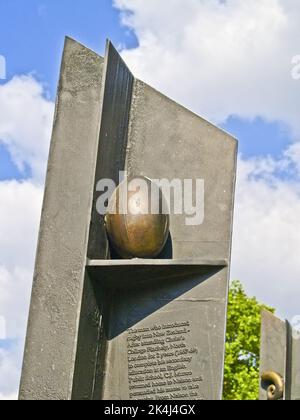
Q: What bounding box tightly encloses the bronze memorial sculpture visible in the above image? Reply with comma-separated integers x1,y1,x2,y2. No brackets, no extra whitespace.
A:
19,37,237,400
260,310,300,400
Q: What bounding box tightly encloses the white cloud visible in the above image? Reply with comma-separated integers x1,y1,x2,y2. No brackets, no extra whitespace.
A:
115,0,300,139
285,142,300,174
0,181,43,398
0,265,34,339
0,75,50,340
0,393,18,400
0,343,23,400
232,150,300,320
0,180,43,273
0,75,54,183
0,76,51,398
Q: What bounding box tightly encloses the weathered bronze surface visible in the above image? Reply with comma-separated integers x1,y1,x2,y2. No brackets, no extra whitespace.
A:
19,38,237,401
261,371,284,400
105,176,170,258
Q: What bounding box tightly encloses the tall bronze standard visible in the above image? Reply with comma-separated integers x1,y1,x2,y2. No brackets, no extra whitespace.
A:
261,371,284,400
105,176,170,259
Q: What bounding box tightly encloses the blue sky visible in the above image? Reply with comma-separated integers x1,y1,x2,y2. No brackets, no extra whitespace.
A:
222,116,292,159
0,0,137,97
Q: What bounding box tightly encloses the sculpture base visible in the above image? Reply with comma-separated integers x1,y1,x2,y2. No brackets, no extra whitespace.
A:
80,259,229,400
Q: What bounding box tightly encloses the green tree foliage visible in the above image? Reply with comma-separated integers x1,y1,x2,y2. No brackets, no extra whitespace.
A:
223,281,274,400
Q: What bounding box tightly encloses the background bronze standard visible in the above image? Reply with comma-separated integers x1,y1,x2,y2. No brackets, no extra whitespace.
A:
105,176,170,259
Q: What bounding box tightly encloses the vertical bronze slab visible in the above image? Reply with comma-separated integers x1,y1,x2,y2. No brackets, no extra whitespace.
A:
290,323,300,400
260,311,287,400
99,74,237,400
100,267,229,400
260,314,300,400
126,80,237,262
72,41,134,399
88,41,134,260
19,38,104,400
20,38,236,401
